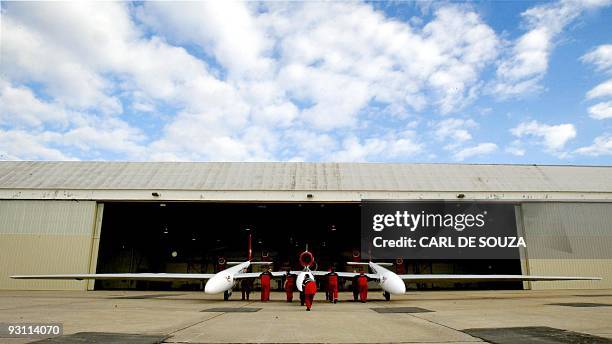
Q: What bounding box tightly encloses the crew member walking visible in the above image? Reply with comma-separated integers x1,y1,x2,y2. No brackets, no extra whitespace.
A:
284,270,295,302
260,269,272,302
303,277,317,311
357,272,368,303
326,268,339,303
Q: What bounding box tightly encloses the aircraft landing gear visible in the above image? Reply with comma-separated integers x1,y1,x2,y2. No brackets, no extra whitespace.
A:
224,290,231,301
384,291,391,301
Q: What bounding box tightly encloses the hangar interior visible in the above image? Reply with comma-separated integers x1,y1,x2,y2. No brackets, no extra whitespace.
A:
95,202,522,291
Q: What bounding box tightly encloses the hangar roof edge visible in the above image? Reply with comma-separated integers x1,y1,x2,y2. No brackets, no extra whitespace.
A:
0,161,610,193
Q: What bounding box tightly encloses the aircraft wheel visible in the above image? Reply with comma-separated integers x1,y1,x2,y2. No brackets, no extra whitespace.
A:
224,290,230,301
384,291,391,301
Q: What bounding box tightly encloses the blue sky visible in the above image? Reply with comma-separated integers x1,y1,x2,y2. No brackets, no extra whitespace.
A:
1,1,611,163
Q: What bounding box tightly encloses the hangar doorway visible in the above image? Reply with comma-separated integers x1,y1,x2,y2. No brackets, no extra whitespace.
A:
95,202,522,291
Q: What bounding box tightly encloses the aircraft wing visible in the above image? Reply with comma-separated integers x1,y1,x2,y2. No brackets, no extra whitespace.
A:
10,273,215,281
396,274,602,282
336,272,380,279
233,271,288,279
306,271,379,279
233,272,261,279
336,271,380,279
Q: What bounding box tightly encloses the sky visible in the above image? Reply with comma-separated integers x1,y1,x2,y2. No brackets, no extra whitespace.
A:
1,1,611,164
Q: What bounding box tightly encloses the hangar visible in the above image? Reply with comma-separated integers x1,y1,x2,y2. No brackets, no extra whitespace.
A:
0,161,610,291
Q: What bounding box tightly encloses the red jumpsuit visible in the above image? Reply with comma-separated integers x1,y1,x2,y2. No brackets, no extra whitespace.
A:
327,272,338,303
357,274,368,302
303,280,317,310
284,274,295,302
260,272,271,301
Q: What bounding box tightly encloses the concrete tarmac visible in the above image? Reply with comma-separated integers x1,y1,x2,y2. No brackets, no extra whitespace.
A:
0,289,611,343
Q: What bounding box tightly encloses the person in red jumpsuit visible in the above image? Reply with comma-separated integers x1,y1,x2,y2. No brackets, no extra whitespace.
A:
357,272,368,303
326,268,339,304
284,270,295,302
260,269,272,302
303,277,317,311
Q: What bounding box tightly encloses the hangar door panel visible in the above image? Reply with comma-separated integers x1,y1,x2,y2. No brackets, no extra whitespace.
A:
0,200,98,290
522,202,612,289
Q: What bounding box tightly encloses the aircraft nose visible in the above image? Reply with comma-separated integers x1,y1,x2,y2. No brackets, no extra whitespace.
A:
396,281,406,294
388,276,406,294
204,282,216,294
204,278,225,294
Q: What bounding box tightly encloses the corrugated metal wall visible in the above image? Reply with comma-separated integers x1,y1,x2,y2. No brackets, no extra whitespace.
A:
0,200,98,290
521,202,612,289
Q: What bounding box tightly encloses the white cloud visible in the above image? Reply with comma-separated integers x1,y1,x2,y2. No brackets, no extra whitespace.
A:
493,0,611,98
0,130,73,161
327,131,423,162
582,44,612,73
587,101,612,119
575,134,612,156
505,140,526,156
0,81,73,128
61,118,146,156
0,81,146,160
138,2,273,79
430,118,495,160
1,3,132,113
455,143,497,161
433,118,477,143
281,130,338,161
511,120,576,155
495,28,550,90
506,146,526,156
582,45,612,120
586,79,612,99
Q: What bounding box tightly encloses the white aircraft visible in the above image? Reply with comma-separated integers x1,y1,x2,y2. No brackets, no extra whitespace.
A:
11,235,281,300
331,261,602,301
12,241,601,302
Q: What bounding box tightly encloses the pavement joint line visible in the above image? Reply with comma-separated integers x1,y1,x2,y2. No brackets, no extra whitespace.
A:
163,300,257,338
374,300,484,343
403,310,486,343
166,312,226,338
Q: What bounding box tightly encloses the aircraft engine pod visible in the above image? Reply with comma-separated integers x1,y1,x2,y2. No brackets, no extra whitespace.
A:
299,251,314,268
